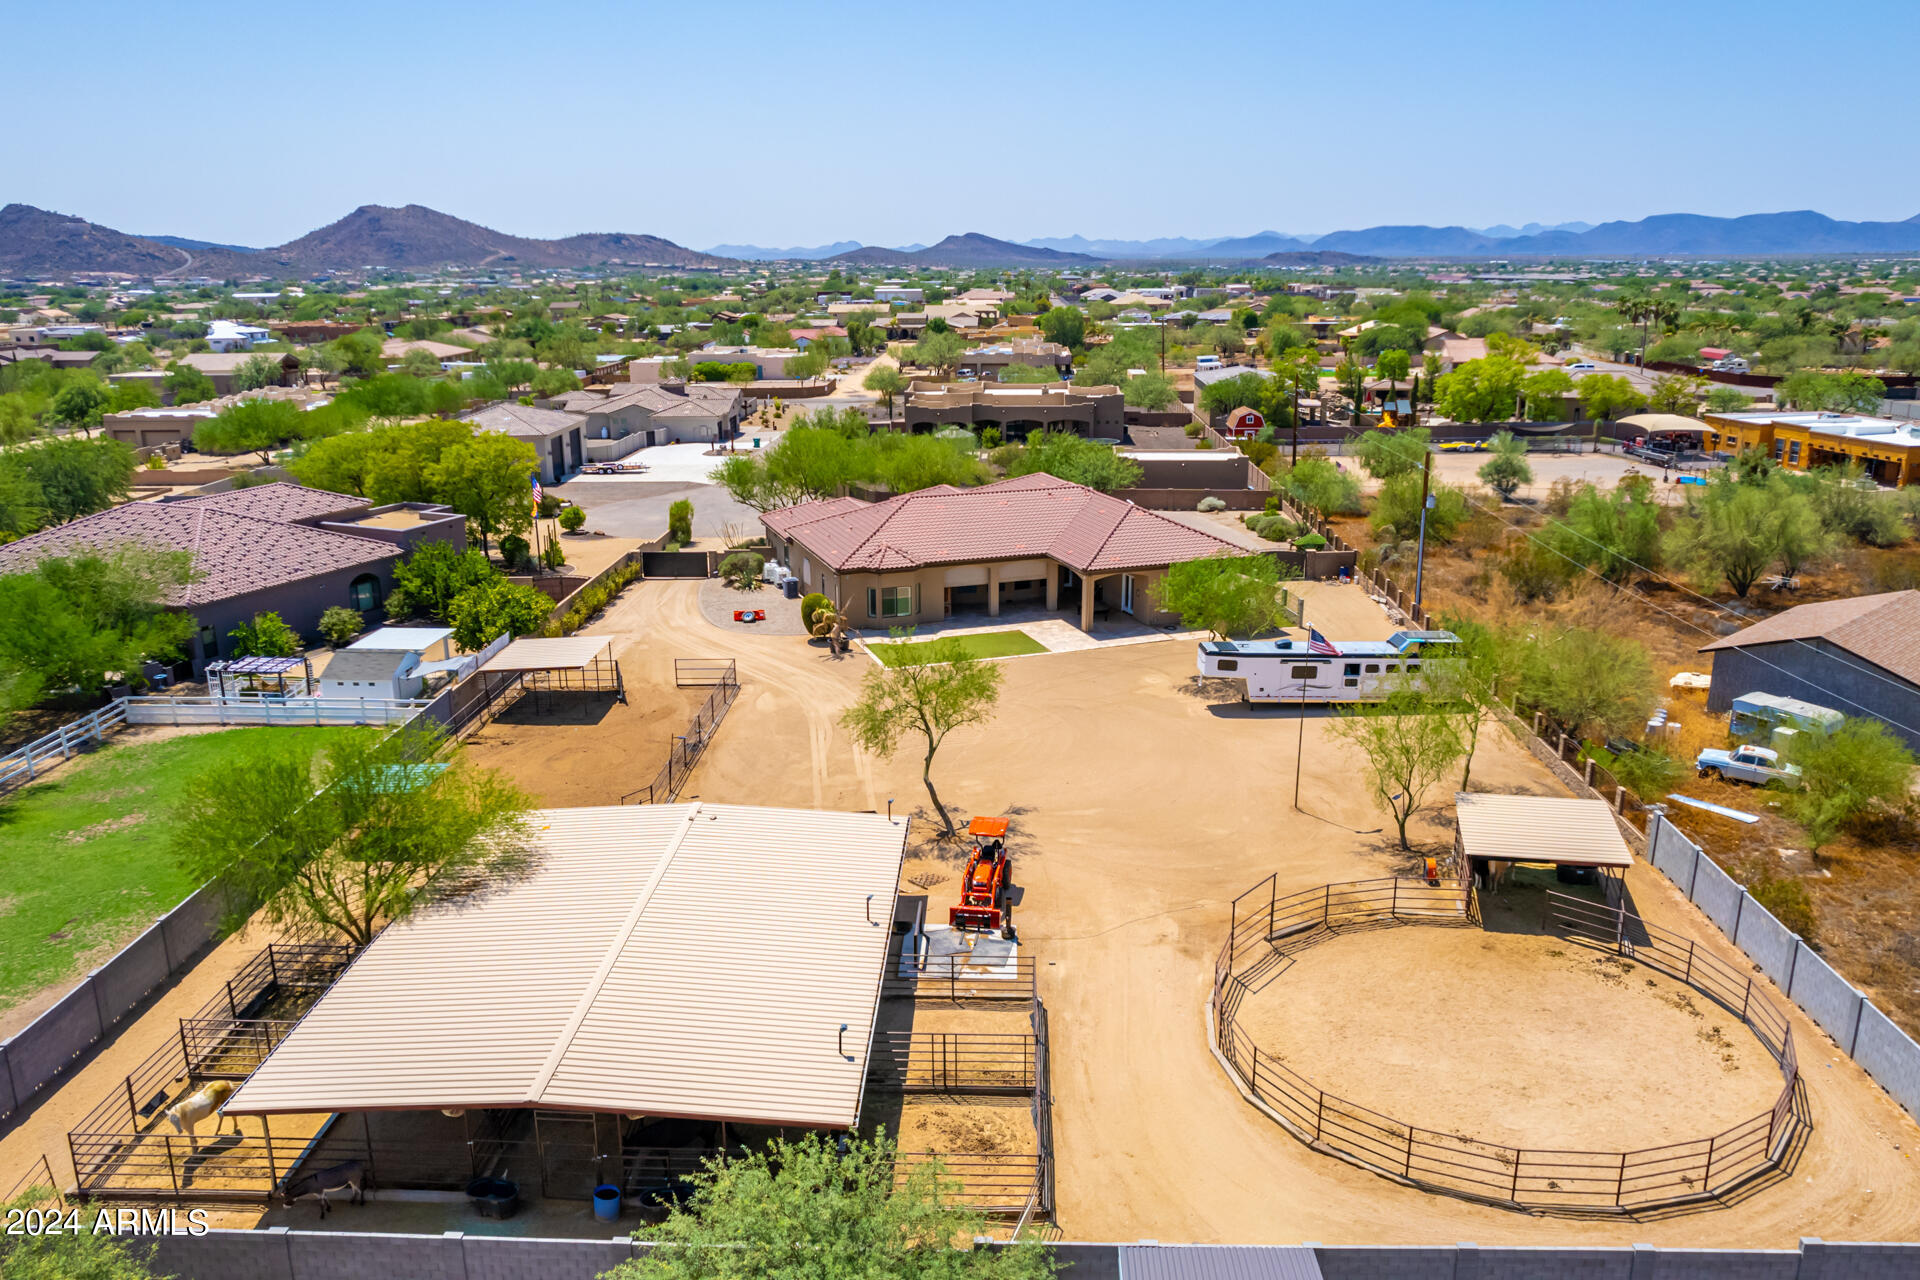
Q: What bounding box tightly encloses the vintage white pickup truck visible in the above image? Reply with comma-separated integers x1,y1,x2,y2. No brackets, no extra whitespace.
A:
1695,744,1803,788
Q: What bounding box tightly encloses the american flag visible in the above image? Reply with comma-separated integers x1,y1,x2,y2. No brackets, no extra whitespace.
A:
1307,627,1339,656
530,473,542,510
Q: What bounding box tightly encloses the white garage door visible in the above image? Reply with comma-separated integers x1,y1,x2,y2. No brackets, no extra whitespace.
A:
997,558,1051,581
943,565,989,587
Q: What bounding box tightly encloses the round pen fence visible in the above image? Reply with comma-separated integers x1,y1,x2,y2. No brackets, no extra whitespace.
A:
1209,877,1806,1214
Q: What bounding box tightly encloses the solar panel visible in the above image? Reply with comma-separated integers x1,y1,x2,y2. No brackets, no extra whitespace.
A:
224,656,306,674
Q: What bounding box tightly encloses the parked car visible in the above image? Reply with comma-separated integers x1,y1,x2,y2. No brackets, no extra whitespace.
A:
1564,360,1598,371
1694,744,1802,788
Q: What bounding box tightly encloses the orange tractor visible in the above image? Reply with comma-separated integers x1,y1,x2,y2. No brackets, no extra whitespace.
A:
949,817,1013,935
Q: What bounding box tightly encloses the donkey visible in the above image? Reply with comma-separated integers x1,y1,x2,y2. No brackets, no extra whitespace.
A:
285,1159,367,1218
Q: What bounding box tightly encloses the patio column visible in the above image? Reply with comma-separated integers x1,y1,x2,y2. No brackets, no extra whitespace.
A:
1044,565,1059,611
987,563,1001,617
1080,574,1103,632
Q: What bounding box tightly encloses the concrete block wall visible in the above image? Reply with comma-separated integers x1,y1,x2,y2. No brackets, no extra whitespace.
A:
1640,816,1920,1125
139,1234,1920,1279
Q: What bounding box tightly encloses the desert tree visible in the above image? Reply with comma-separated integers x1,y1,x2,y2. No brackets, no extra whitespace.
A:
1150,553,1295,640
174,722,535,947
605,1132,1052,1280
841,632,1003,839
1331,688,1464,851
1476,430,1533,500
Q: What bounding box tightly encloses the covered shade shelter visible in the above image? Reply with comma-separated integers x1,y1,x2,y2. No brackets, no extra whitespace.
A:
1453,792,1634,900
474,634,625,705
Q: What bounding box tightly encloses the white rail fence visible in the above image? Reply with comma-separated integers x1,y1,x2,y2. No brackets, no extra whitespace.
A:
123,696,435,727
1645,813,1920,1123
0,702,130,795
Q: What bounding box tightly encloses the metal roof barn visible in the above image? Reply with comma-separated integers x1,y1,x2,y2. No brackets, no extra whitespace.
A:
225,803,907,1129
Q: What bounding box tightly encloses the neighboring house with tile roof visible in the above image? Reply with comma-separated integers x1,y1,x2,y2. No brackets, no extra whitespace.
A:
762,475,1246,630
1698,590,1920,749
544,383,744,458
0,483,465,673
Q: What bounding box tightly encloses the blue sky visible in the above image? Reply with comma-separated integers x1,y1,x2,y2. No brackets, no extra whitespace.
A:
7,0,1916,250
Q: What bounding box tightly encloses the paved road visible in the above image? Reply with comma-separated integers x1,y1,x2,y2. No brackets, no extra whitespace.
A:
556,477,761,541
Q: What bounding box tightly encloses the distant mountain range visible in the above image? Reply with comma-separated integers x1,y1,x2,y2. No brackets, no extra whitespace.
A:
10,204,1920,279
1029,213,1920,260
823,234,1100,269
0,203,725,277
704,240,865,261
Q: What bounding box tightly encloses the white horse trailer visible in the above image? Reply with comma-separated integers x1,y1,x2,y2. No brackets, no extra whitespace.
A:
1196,630,1459,704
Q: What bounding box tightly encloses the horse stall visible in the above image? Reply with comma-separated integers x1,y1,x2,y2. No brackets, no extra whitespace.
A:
67,943,352,1203
217,804,910,1225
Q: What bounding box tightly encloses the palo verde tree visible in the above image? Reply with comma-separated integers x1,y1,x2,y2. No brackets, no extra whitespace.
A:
174,722,535,948
1782,718,1917,854
604,1132,1052,1280
841,632,1003,839
1331,688,1465,851
1150,552,1295,641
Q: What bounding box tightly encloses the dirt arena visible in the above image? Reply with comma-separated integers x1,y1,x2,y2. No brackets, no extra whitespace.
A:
1233,922,1785,1153
7,576,1920,1250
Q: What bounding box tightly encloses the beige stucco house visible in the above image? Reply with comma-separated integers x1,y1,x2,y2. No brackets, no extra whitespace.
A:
762,475,1244,631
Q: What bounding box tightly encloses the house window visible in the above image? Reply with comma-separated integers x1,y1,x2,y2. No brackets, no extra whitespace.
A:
1290,665,1317,679
1217,659,1239,672
1774,439,1785,460
1386,662,1401,674
1788,441,1801,465
1364,663,1380,674
868,585,915,619
1344,663,1360,677
349,573,383,612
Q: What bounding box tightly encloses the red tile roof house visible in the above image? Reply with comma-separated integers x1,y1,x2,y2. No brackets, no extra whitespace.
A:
762,475,1246,632
0,482,466,673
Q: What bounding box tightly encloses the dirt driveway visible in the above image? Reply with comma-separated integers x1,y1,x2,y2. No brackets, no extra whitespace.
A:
605,581,1920,1246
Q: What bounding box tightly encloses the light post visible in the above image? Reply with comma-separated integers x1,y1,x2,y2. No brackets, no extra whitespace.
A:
1412,447,1434,620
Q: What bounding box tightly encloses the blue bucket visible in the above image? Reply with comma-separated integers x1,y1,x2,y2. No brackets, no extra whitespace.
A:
592,1183,621,1221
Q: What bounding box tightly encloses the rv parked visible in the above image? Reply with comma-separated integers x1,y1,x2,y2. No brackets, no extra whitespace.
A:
1196,630,1459,703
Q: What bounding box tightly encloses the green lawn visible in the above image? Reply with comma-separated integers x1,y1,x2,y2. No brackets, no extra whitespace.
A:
868,629,1049,667
0,728,335,1013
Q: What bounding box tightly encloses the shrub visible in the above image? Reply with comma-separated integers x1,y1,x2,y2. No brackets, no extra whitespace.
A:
668,498,694,545
318,606,363,649
1598,741,1684,800
801,592,832,633
1263,495,1280,515
498,534,530,569
1243,514,1299,543
1183,423,1202,438
1294,532,1328,550
1196,496,1227,513
720,552,764,589
978,426,1002,448
1740,862,1818,943
1194,439,1215,450
541,539,564,570
537,493,562,518
144,453,168,470
558,504,586,532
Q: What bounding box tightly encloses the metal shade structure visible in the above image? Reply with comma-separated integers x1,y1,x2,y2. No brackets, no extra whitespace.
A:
226,803,908,1128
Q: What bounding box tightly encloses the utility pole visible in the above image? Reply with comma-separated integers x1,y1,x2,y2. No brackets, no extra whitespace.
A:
1412,446,1434,620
